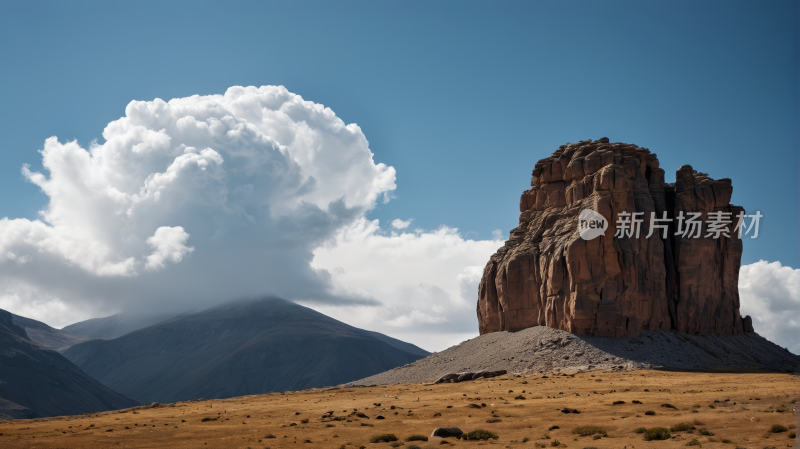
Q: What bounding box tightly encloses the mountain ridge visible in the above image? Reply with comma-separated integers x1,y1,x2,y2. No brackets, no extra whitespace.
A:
63,297,428,404
62,312,180,340
0,309,139,418
10,313,89,352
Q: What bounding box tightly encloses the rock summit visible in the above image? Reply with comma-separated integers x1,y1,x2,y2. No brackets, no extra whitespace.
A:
478,138,753,337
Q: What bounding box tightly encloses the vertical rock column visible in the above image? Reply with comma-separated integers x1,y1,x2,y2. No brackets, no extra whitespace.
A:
477,139,750,337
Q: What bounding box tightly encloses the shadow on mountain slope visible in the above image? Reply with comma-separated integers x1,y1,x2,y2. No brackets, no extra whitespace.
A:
0,309,139,418
63,297,429,404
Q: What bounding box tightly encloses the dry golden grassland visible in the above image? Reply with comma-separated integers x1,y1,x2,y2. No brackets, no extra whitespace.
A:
1,370,797,449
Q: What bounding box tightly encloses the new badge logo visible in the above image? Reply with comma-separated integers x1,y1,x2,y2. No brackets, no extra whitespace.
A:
578,209,608,240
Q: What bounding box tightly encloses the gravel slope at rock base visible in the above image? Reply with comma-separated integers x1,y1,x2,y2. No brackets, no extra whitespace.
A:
345,326,800,386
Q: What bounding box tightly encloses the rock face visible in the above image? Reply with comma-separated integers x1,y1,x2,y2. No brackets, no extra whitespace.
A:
478,138,751,337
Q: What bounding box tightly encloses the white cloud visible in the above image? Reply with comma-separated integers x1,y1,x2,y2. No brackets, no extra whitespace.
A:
391,219,411,230
492,229,504,240
739,260,800,354
0,85,396,326
145,226,194,271
386,310,447,327
309,218,503,351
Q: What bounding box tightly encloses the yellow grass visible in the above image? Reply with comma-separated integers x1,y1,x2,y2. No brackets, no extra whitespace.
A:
0,370,797,448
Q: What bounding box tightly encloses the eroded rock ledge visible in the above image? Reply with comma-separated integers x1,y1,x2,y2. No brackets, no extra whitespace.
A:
478,138,753,337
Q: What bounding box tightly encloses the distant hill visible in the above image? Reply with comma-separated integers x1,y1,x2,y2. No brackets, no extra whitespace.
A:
62,312,179,340
63,298,429,404
10,313,89,352
0,309,139,418
359,329,430,357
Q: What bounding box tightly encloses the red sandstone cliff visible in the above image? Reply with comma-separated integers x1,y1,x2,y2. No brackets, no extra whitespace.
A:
477,138,754,337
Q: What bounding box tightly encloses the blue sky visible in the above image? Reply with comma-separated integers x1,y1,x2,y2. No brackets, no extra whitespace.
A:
0,1,797,350
2,0,797,267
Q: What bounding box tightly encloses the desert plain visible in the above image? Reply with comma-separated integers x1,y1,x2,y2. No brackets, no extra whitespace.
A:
1,370,797,449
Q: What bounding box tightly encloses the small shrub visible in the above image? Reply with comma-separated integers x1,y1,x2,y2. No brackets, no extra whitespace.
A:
389,443,404,448
370,434,398,443
487,418,502,423
771,424,789,433
788,432,795,439
408,446,421,449
300,419,309,424
698,428,713,436
644,410,655,416
633,427,646,434
549,425,560,430
522,437,530,442
463,429,499,440
661,403,677,409
593,434,602,440
643,427,671,441
685,439,701,446
405,435,428,442
720,438,732,443
671,423,695,432
551,440,561,447
572,426,607,437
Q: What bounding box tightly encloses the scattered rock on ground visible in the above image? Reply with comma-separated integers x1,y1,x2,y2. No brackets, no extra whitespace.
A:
431,427,463,438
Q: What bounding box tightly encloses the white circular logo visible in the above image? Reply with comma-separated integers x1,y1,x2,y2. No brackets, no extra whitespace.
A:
578,209,608,240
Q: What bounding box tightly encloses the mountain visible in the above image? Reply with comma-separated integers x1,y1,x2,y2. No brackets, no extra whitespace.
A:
62,312,179,340
360,329,430,357
63,297,429,404
10,313,89,352
0,309,139,418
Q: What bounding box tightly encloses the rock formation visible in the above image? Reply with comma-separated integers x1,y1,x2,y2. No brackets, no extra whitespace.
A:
478,138,753,337
434,370,507,384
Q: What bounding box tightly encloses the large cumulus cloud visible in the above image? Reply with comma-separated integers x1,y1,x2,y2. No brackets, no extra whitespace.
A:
310,218,503,350
0,86,396,325
739,260,800,354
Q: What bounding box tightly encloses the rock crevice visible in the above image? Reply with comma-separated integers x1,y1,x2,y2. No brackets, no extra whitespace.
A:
478,138,752,337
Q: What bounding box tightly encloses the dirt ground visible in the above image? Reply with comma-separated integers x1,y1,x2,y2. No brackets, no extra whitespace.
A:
1,370,798,449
